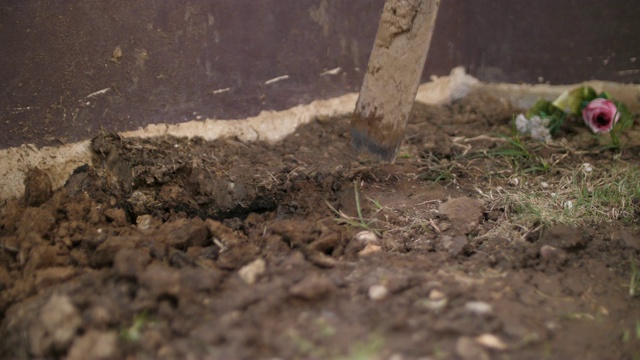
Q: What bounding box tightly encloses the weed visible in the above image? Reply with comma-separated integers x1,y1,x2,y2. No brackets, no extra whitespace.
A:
337,334,385,360
488,162,640,231
120,311,151,342
419,162,458,184
622,320,640,342
483,133,551,174
326,181,383,235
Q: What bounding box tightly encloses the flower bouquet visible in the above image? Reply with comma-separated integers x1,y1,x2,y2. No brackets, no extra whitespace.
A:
516,86,633,148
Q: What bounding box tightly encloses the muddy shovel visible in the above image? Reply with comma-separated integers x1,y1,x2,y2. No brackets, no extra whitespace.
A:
350,0,440,161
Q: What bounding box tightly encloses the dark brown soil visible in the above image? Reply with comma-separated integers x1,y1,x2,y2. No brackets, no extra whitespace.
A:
1,93,640,360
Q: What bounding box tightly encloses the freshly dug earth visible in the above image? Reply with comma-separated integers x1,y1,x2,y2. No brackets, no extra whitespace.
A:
1,92,640,360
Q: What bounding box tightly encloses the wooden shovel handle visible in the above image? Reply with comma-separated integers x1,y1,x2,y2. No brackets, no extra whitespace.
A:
351,0,441,161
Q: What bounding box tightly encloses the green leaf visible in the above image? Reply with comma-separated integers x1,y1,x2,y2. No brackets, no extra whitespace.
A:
526,99,553,118
552,86,598,115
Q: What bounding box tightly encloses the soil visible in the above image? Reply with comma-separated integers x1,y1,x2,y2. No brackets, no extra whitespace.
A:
1,92,640,360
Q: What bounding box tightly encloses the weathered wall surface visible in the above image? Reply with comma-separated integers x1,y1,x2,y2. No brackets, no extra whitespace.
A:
1,0,638,149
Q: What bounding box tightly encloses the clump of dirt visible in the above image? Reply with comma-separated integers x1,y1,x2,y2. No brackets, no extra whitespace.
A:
1,91,639,359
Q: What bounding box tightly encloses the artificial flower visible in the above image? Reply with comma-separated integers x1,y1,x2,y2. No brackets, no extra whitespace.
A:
515,114,551,142
517,85,631,146
581,98,620,134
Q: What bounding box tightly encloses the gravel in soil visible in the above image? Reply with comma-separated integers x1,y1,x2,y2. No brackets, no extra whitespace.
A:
1,92,640,359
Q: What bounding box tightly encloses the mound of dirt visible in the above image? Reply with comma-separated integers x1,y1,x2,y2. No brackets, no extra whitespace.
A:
1,92,639,359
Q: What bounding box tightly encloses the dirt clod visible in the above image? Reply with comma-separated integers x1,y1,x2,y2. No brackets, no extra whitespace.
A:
23,167,53,207
439,196,484,234
66,330,118,360
289,273,336,300
30,294,83,357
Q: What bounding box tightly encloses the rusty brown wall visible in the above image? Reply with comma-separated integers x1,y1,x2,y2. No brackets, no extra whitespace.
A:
1,0,638,149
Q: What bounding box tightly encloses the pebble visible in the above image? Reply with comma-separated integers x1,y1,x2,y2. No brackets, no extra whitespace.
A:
238,258,266,285
539,245,567,262
136,214,157,233
464,301,493,315
420,289,447,312
475,333,507,350
429,289,446,300
368,284,389,301
355,230,378,243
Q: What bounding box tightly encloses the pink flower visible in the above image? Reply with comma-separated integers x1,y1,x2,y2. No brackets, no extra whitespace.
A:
582,98,620,133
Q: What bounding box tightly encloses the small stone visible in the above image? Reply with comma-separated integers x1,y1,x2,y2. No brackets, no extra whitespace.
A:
429,289,445,300
475,333,507,350
136,214,158,233
238,258,266,284
539,245,567,262
359,243,382,257
419,289,448,312
355,230,378,243
456,336,490,360
464,301,493,315
508,178,519,187
289,273,336,300
368,284,389,301
66,330,118,360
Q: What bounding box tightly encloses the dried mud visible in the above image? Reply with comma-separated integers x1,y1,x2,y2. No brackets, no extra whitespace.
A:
1,93,639,360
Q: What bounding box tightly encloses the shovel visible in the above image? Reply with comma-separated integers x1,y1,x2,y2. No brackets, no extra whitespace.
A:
350,0,441,161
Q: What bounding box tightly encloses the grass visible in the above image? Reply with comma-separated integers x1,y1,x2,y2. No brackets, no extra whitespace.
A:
622,320,640,342
476,133,552,174
483,159,640,230
326,181,385,236
431,129,640,241
120,311,151,342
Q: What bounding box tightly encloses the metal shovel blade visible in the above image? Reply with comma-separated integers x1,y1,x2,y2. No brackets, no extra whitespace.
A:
350,0,440,161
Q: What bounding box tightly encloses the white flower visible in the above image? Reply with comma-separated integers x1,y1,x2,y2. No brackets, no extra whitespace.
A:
515,114,530,134
515,114,551,142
